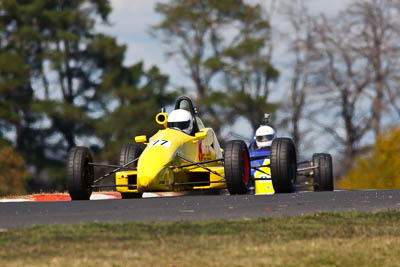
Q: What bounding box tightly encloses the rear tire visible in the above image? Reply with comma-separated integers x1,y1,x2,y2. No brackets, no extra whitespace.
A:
313,153,334,191
119,144,144,169
270,138,297,193
119,144,144,199
67,146,94,200
224,140,250,195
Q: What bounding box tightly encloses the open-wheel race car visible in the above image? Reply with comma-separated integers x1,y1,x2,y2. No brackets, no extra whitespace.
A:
249,140,334,195
66,96,253,200
248,114,334,195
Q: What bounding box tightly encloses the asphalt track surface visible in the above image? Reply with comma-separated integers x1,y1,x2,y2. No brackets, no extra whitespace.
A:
1,190,400,229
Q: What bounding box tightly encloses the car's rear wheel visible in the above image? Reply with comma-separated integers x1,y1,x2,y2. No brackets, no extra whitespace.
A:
119,144,144,199
270,138,297,193
224,140,250,195
67,146,94,200
313,153,334,191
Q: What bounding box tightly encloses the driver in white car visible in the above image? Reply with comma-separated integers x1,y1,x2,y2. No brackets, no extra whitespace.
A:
166,109,194,135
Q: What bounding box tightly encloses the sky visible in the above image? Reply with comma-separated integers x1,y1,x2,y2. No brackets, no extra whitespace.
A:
97,1,170,74
96,0,354,148
98,0,353,81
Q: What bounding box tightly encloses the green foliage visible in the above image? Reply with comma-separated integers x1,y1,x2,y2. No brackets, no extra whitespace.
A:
0,53,32,130
339,128,400,189
230,93,279,130
96,62,175,162
0,140,30,196
153,0,279,136
0,0,174,192
0,0,281,193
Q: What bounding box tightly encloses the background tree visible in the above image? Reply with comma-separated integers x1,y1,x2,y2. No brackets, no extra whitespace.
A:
309,13,372,168
339,127,400,189
33,0,113,150
0,139,29,196
345,0,400,138
221,1,279,133
297,0,400,174
278,0,316,153
0,0,174,192
1,0,400,194
0,0,45,181
153,0,279,138
95,61,175,162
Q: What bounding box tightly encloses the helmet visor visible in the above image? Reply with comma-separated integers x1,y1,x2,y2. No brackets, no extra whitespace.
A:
256,134,275,142
167,121,191,131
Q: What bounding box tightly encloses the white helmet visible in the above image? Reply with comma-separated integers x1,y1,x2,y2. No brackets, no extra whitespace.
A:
167,109,193,135
255,125,276,148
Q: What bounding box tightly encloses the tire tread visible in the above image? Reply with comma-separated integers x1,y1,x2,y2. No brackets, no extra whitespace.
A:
66,146,94,200
224,140,250,195
313,153,333,191
270,138,297,193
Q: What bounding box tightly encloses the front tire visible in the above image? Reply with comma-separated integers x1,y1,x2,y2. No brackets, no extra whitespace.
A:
313,153,334,191
119,144,144,199
270,138,297,193
67,146,94,200
224,140,250,195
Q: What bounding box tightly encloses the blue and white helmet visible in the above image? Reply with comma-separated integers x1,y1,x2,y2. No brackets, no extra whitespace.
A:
255,125,276,148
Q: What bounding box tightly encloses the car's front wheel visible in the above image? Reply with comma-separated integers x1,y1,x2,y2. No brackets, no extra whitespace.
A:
67,146,94,200
224,140,250,195
270,138,297,193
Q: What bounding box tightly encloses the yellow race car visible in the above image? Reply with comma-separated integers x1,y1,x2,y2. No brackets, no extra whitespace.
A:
66,96,251,200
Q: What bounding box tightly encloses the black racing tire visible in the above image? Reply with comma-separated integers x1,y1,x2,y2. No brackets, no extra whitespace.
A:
313,153,334,191
67,146,94,200
224,140,250,195
119,144,144,169
119,144,144,199
270,138,297,193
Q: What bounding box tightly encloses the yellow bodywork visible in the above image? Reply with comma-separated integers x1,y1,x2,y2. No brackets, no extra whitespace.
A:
116,124,225,193
254,158,275,195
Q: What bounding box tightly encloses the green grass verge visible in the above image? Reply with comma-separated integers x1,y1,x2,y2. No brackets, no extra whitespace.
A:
1,211,400,266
